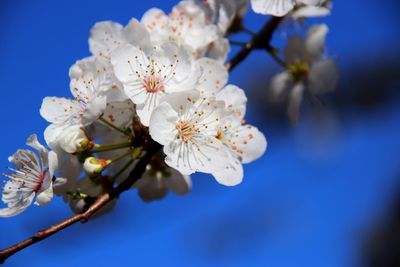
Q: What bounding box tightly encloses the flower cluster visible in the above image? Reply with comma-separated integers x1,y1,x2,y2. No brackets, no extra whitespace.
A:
0,0,337,217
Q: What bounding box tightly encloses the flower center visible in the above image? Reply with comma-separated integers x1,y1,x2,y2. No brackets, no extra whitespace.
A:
143,76,164,94
289,62,309,82
34,170,46,193
176,120,197,143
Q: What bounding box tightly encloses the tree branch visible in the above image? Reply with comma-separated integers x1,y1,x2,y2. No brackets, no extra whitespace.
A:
0,142,161,264
226,16,284,72
0,15,285,265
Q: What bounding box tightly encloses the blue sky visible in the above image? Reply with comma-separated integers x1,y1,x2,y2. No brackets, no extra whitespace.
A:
1,1,400,267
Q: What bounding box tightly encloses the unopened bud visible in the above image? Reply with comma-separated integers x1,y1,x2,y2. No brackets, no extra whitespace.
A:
83,157,110,176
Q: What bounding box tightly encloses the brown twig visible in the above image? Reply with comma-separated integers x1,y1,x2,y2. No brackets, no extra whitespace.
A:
0,15,285,265
0,142,161,264
226,16,284,72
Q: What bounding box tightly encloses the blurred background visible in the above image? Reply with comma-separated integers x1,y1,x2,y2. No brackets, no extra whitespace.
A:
1,1,400,266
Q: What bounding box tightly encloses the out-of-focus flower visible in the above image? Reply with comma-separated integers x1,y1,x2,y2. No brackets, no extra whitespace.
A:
270,24,339,123
134,156,191,202
251,0,323,17
0,135,66,217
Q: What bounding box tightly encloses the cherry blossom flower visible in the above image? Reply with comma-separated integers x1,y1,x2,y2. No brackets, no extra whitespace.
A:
213,86,267,185
270,24,339,123
251,0,322,17
40,58,114,145
149,91,231,176
141,1,220,59
111,42,198,126
0,135,65,217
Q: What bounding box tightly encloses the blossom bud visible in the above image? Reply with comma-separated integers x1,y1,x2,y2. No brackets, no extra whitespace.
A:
83,157,110,176
59,126,92,154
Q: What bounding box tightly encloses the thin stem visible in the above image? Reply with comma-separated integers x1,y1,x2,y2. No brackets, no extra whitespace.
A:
241,25,256,36
109,149,133,163
111,159,134,180
99,117,131,136
91,142,132,153
229,40,248,47
266,45,288,69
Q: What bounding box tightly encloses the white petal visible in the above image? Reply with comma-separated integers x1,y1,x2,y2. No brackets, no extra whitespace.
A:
305,24,329,62
288,83,305,124
26,134,49,169
208,37,230,63
124,18,152,53
195,58,228,96
44,124,70,150
234,124,268,163
81,95,107,126
34,186,54,206
251,0,295,16
0,192,34,217
156,42,194,92
270,71,294,100
300,0,321,5
149,102,179,145
40,97,81,125
26,134,47,156
48,150,59,178
292,5,330,19
308,59,339,94
111,44,149,104
164,137,229,175
103,100,136,128
213,157,243,186
141,8,168,34
89,21,125,62
217,85,247,119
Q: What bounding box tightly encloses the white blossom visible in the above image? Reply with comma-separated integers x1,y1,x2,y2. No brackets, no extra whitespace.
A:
40,58,113,145
149,91,231,176
0,135,65,217
111,42,199,126
213,86,267,185
270,24,339,123
141,1,221,59
251,0,323,17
